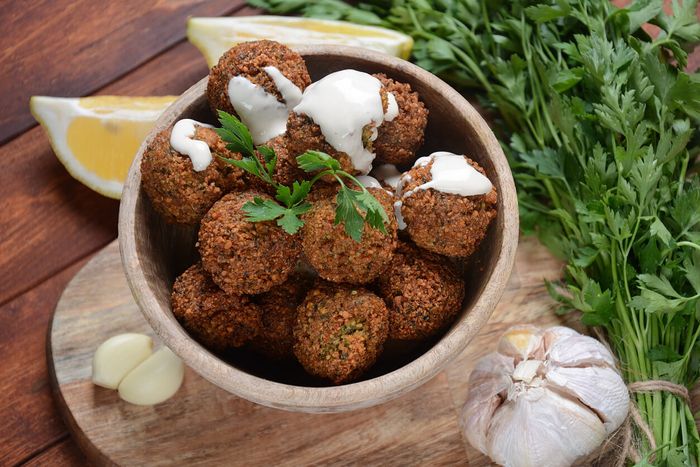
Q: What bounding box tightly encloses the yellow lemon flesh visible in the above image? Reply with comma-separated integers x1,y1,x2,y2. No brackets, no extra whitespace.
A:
30,96,176,199
187,16,414,68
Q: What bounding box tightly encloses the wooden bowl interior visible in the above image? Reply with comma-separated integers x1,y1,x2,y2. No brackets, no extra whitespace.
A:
122,46,517,408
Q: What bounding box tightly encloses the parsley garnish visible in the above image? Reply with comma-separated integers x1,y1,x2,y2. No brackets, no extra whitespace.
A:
215,111,388,240
251,0,700,462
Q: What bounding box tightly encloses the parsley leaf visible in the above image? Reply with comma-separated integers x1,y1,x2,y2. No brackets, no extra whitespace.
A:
216,110,255,157
296,150,341,172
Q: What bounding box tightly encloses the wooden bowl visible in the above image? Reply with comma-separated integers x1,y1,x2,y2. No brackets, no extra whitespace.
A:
119,45,518,413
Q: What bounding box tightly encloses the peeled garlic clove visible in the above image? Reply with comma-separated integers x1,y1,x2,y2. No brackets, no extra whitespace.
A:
497,325,544,361
118,347,184,405
92,333,153,389
462,353,514,452
546,365,629,434
487,387,606,467
547,335,616,368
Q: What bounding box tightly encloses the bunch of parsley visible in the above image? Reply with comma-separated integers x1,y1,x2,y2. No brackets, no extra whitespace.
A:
251,0,700,462
216,111,388,241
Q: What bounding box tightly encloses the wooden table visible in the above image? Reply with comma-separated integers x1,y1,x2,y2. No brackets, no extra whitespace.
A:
1,1,698,465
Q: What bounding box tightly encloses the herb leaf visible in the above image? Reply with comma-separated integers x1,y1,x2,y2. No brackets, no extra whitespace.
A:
296,150,342,172
242,197,288,222
216,110,255,157
335,187,365,242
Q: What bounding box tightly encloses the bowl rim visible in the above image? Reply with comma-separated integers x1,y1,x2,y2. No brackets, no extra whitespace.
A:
119,44,519,412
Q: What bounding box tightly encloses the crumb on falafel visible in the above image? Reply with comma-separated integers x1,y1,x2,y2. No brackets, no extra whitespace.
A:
373,73,428,166
301,187,398,284
399,156,497,257
207,40,311,118
140,124,248,225
250,272,313,360
198,191,302,295
171,262,262,350
377,242,465,340
294,282,389,384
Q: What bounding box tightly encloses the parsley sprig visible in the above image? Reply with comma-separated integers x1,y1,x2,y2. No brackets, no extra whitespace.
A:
250,0,700,462
215,111,388,241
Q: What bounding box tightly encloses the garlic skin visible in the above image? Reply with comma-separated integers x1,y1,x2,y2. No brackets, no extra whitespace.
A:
462,325,629,467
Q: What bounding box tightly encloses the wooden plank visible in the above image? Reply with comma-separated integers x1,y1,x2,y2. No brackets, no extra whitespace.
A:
49,240,466,466
0,260,86,466
0,0,245,144
22,438,86,467
0,34,221,306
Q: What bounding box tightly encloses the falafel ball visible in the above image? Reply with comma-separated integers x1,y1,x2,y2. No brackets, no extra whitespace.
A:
250,272,312,360
285,112,359,176
302,187,398,284
141,125,247,225
373,74,428,166
198,191,302,295
294,283,389,384
285,76,393,176
376,242,465,340
399,156,497,257
207,40,311,117
171,263,262,350
258,134,307,187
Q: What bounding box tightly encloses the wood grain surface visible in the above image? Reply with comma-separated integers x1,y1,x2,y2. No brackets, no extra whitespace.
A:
2,1,699,464
0,0,245,144
49,238,561,466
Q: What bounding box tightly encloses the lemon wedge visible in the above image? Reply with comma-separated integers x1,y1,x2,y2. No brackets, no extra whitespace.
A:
187,16,414,68
30,95,176,199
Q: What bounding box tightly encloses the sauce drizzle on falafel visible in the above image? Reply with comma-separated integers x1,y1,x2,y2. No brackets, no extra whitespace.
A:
292,70,397,175
170,119,215,171
227,68,302,144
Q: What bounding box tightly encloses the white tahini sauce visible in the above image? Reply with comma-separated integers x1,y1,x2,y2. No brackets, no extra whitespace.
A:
393,152,493,230
412,151,493,196
170,119,215,172
385,93,399,121
227,66,302,144
263,66,302,108
293,70,396,175
356,175,383,189
372,164,403,191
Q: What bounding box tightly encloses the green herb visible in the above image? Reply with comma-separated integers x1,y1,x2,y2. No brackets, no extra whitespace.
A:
216,111,388,240
250,0,700,462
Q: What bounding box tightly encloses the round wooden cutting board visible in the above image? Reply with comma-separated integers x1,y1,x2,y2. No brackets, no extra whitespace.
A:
47,239,571,466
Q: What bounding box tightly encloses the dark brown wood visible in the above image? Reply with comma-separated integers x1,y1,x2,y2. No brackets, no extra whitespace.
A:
0,0,245,144
22,439,87,467
0,34,224,307
1,1,698,464
0,260,85,466
49,243,467,465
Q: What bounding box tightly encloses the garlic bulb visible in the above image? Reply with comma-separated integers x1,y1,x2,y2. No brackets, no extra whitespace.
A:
462,325,629,467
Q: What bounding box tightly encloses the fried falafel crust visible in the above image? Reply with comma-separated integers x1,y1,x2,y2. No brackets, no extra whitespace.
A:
207,40,311,117
285,112,357,175
401,157,497,258
171,263,262,350
373,74,428,166
198,191,302,295
259,134,308,187
302,188,398,284
294,283,389,384
140,126,247,225
251,272,312,360
377,242,465,340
